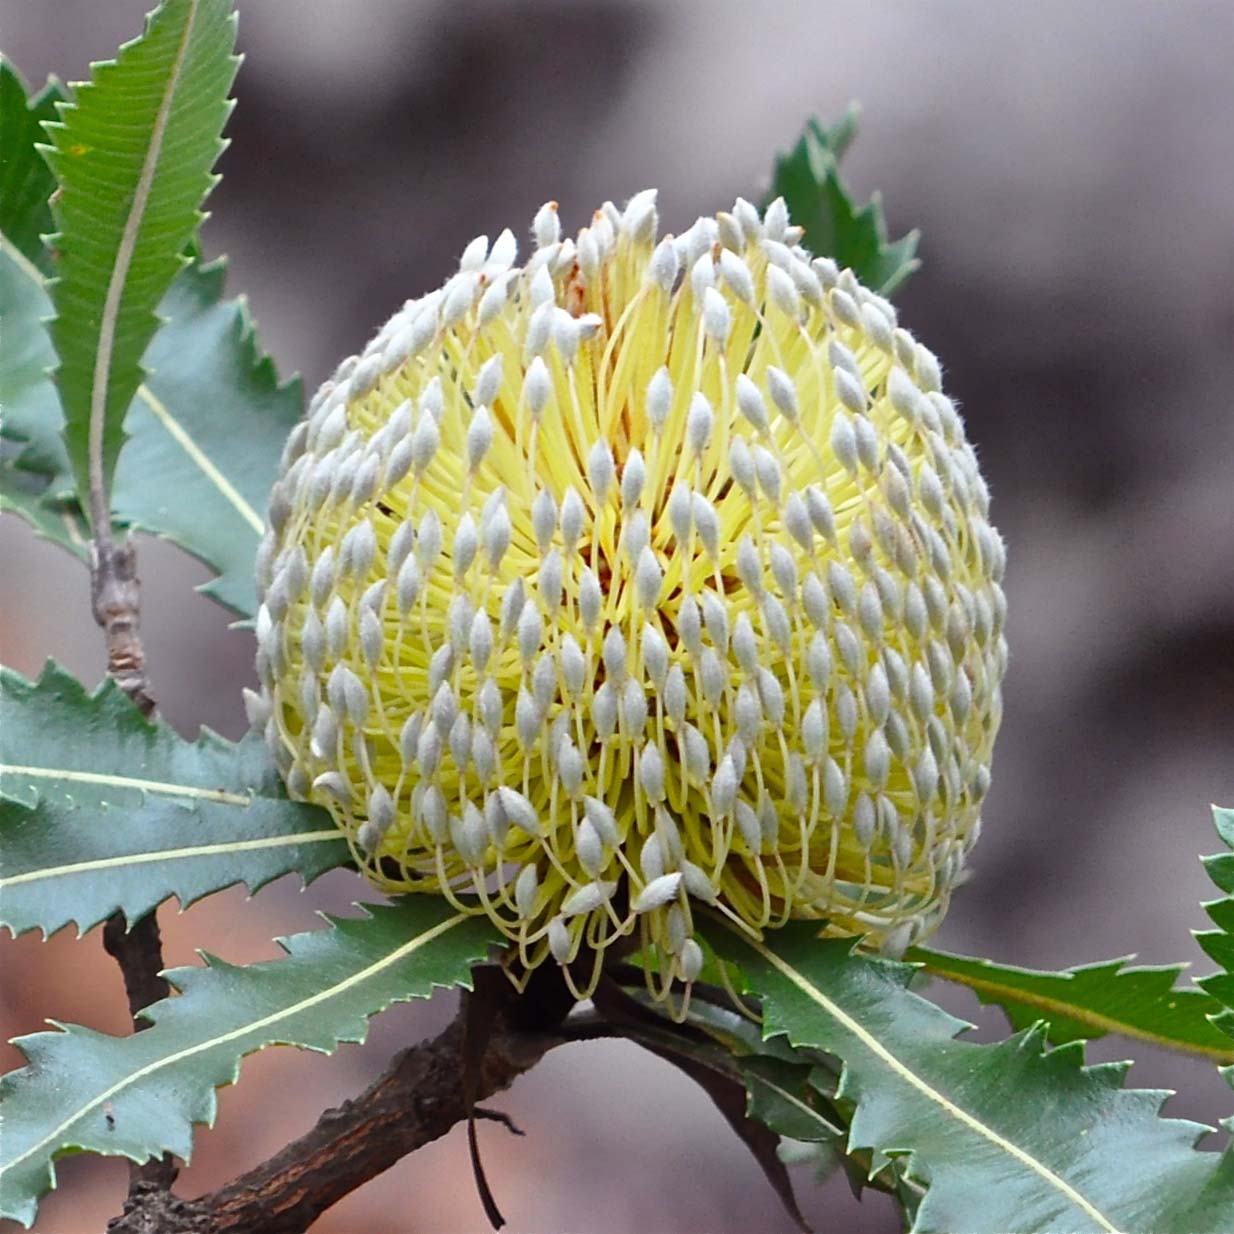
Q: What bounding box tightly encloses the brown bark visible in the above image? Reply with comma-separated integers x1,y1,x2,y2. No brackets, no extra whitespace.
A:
92,534,176,1193
107,1013,562,1234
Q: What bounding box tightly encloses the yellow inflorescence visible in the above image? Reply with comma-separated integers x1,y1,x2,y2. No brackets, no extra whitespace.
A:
250,191,1007,1000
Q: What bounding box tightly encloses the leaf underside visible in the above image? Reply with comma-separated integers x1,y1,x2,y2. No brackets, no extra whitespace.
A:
111,258,305,615
0,61,62,276
0,463,91,561
766,107,921,297
0,661,350,938
911,945,1234,1063
42,0,240,512
678,992,925,1213
0,899,497,1227
705,920,1234,1234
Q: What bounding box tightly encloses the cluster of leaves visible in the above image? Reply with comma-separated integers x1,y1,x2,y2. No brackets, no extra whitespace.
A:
1,2,1231,1230
0,15,300,615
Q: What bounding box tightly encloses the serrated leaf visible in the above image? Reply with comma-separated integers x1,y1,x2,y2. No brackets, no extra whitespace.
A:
910,945,1233,1063
741,1054,842,1146
0,899,496,1227
0,66,76,501
706,920,1234,1234
766,107,920,296
111,258,303,616
0,61,63,275
671,991,923,1209
0,243,73,495
1,248,301,615
0,465,90,560
42,0,239,517
1197,805,1234,1041
0,661,350,937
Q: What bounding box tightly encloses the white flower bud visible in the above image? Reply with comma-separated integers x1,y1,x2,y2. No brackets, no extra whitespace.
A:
711,757,738,814
587,438,616,504
621,679,648,738
679,939,705,982
682,724,710,782
325,596,349,658
687,394,714,456
635,546,663,609
531,486,557,553
701,590,730,654
691,493,720,558
646,367,673,430
621,448,646,509
702,286,731,341
753,445,781,503
452,513,478,579
729,437,756,497
524,356,553,420
532,200,560,247
483,501,512,569
763,196,789,241
578,568,602,632
641,623,669,687
719,249,755,303
767,264,800,316
632,872,683,914
517,602,543,665
735,535,763,594
735,374,768,433
561,880,616,917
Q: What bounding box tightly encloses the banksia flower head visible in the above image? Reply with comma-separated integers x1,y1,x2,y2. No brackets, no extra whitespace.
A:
252,190,1007,1001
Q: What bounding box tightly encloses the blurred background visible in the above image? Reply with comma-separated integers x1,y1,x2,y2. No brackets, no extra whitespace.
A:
3,1,1233,1231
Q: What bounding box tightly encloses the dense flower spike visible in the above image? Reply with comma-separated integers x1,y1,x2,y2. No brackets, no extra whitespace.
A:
254,193,1007,1002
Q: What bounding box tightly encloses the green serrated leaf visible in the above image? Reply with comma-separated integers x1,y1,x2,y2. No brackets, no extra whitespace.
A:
112,258,303,616
0,661,350,937
0,66,75,502
910,945,1234,1063
766,107,921,296
0,243,73,494
706,920,1234,1234
0,61,63,275
1197,805,1234,1041
0,466,90,560
42,0,239,518
1,246,300,615
0,899,496,1227
742,1053,842,1145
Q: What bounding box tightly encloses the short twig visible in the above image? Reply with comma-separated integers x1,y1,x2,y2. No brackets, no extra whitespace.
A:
90,536,154,715
473,1108,526,1137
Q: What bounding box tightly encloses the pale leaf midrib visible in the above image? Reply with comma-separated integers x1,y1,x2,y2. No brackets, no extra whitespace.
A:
0,829,343,890
85,0,201,525
136,384,263,532
0,912,467,1180
747,1071,837,1136
736,929,1122,1233
0,762,252,805
916,956,1232,1064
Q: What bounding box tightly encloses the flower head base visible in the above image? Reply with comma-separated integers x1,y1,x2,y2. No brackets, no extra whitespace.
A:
252,191,1007,1001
